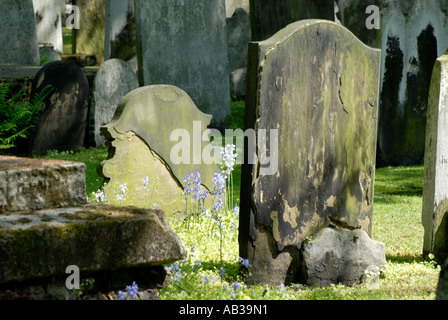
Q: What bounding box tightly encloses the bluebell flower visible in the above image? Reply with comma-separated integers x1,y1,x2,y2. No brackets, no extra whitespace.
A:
232,281,242,291
220,267,226,278
239,257,252,268
279,283,285,291
153,203,159,209
93,189,107,203
126,281,139,300
117,290,125,300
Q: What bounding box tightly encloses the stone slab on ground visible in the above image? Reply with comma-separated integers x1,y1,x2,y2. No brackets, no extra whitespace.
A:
0,205,187,285
0,156,88,213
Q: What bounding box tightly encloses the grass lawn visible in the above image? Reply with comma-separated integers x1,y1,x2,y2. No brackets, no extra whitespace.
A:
35,100,441,300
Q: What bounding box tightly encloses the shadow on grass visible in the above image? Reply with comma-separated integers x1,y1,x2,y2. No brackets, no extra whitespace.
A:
375,165,424,198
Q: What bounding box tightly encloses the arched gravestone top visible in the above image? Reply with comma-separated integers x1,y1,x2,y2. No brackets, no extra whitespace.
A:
29,61,90,155
102,85,218,190
240,19,381,285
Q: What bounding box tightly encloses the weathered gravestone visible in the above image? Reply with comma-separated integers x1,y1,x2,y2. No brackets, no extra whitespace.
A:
104,0,137,62
134,0,231,129
90,58,139,147
0,0,40,65
75,0,105,64
29,61,90,154
99,85,219,219
0,155,187,300
249,0,335,41
377,0,448,166
239,20,382,285
227,8,252,98
226,0,250,17
33,0,65,53
422,51,448,264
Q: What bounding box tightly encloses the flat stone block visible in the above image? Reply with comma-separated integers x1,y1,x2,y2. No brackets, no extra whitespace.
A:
0,156,88,213
0,205,187,285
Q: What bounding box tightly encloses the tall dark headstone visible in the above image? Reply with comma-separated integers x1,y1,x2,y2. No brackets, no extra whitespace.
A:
240,20,381,285
249,0,335,41
0,0,40,65
29,61,90,154
134,0,232,129
377,0,448,166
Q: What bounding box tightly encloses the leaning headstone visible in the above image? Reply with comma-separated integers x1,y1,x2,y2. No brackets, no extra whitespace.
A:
239,20,381,285
250,0,335,41
377,0,448,166
0,0,40,65
33,0,65,53
227,8,252,98
134,0,231,129
300,227,386,287
29,61,90,154
99,85,219,219
104,0,137,62
89,58,139,147
422,51,448,264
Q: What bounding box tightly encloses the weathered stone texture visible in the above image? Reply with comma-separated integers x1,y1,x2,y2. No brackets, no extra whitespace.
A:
134,0,231,129
227,8,252,98
29,61,90,154
99,85,218,218
422,51,448,264
33,0,65,53
104,0,137,62
240,20,381,285
90,58,139,147
377,0,448,166
0,0,40,65
0,205,187,285
250,0,334,41
300,228,386,287
0,156,87,213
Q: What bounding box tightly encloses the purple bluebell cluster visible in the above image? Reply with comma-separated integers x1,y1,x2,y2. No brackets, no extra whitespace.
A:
183,169,209,213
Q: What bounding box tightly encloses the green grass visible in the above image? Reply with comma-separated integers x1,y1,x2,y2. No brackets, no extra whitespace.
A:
35,100,441,300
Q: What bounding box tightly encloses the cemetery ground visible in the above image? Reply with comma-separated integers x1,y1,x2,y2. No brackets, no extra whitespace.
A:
34,100,440,300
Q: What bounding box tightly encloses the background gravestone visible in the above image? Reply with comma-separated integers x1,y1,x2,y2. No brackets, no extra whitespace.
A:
104,0,137,62
0,0,40,65
29,61,90,154
33,0,65,53
226,0,250,17
240,20,381,285
422,50,448,264
227,8,252,99
377,0,448,166
89,58,139,147
99,85,218,219
75,0,105,64
249,0,335,41
134,0,232,129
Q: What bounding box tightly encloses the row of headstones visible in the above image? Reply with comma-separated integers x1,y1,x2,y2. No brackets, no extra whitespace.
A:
4,0,448,161
18,11,448,295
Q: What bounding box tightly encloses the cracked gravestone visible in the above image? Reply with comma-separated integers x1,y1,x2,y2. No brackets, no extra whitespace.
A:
239,20,381,285
99,85,218,219
422,50,448,264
